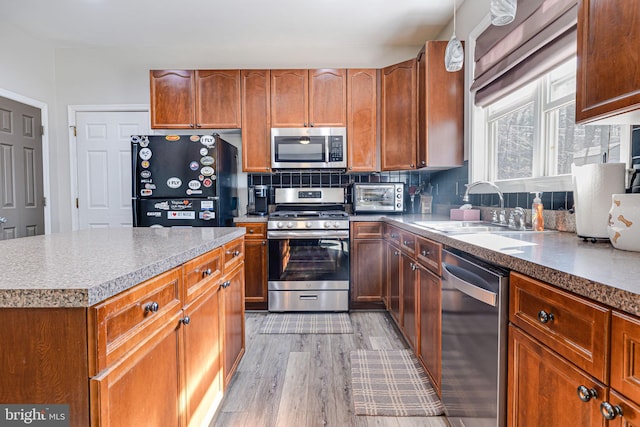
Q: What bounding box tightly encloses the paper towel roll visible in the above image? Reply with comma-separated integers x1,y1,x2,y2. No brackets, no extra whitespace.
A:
572,163,626,239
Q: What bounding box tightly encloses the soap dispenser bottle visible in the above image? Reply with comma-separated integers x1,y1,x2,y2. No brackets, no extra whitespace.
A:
532,192,544,231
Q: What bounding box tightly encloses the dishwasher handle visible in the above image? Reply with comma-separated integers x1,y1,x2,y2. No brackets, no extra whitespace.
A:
442,262,498,307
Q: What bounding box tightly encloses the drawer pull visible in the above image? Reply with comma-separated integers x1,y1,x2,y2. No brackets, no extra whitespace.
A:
227,250,241,257
202,268,212,278
394,251,400,256
600,402,623,420
577,385,598,402
144,302,159,314
390,233,398,238
421,250,430,257
403,240,412,246
249,229,255,233
538,310,554,324
181,316,191,325
299,295,318,300
221,280,231,289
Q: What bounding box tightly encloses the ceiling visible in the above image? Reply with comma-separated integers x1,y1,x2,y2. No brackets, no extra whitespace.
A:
1,0,464,51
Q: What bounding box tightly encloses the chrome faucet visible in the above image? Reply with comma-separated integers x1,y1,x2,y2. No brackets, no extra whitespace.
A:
462,180,506,224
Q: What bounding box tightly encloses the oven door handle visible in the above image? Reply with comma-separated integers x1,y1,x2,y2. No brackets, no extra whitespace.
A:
267,230,349,239
442,262,497,307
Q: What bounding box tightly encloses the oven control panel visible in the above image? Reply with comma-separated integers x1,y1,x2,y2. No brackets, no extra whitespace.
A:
268,219,349,230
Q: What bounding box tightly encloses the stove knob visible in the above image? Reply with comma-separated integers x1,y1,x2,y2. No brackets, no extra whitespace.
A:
306,222,313,228
333,222,340,228
277,221,284,228
287,221,294,228
324,222,332,228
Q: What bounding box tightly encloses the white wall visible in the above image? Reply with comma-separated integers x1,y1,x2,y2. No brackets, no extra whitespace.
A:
0,24,61,231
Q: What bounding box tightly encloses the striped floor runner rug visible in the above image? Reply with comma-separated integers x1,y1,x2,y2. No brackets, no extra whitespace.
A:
259,313,353,334
350,349,445,416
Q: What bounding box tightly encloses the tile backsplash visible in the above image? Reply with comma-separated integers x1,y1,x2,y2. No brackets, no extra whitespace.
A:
249,162,576,212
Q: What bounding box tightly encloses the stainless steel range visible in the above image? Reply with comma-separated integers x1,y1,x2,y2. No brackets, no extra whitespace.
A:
267,188,349,312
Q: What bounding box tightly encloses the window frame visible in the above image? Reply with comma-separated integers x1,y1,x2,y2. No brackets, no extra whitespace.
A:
467,21,631,194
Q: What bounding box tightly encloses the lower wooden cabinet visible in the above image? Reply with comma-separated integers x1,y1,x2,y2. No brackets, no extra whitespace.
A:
351,222,385,308
236,222,268,310
222,262,245,386
401,252,417,350
183,279,223,427
417,263,441,394
90,310,184,427
387,241,401,323
508,325,607,427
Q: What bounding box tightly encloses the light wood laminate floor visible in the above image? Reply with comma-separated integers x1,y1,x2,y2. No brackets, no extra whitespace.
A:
211,311,450,427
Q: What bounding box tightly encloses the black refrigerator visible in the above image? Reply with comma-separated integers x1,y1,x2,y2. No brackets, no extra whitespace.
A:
132,134,238,227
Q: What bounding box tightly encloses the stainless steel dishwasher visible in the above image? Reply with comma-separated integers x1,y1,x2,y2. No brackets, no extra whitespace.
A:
441,248,509,427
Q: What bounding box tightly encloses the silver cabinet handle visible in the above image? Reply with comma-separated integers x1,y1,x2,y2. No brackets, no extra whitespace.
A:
144,302,159,313
421,250,430,257
181,316,191,325
442,262,497,307
538,310,554,324
202,268,212,278
600,401,623,420
0,217,6,224
577,385,597,402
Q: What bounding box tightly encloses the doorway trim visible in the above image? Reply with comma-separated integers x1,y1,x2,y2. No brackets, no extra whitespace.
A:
68,104,149,231
0,87,51,234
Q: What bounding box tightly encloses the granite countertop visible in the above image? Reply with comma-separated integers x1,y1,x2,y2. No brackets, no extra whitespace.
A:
0,227,245,308
382,214,640,317
234,215,268,223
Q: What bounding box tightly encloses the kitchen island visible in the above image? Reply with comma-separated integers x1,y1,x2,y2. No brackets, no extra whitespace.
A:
0,226,245,427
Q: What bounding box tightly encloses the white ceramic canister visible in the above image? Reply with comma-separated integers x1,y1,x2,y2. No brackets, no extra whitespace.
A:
607,194,640,252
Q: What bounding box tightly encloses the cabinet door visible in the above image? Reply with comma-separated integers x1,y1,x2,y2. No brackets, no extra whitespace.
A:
401,253,417,350
243,238,268,307
183,282,223,427
90,312,183,427
271,69,309,127
241,70,271,172
351,238,385,304
195,70,241,129
387,242,401,323
150,70,195,129
608,390,640,427
380,59,417,170
576,0,640,123
416,41,463,168
309,68,347,127
418,264,441,395
347,69,378,172
222,263,245,387
611,311,640,404
508,325,606,427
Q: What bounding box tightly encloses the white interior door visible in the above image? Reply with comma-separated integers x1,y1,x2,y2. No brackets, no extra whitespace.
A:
76,111,149,229
0,96,44,240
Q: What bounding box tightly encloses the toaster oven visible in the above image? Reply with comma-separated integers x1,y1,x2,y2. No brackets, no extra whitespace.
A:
352,183,405,213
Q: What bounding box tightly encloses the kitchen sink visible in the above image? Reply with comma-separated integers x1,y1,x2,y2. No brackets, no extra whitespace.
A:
413,220,536,234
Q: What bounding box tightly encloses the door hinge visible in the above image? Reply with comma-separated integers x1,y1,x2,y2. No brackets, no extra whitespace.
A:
41,125,45,136
76,198,79,209
43,197,47,207
71,126,77,137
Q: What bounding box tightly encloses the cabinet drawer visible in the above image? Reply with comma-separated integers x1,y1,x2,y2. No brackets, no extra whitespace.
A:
223,237,245,271
88,267,183,375
509,272,610,382
385,224,402,246
415,236,441,275
351,221,384,239
611,311,640,404
182,248,223,305
236,222,266,239
399,231,416,256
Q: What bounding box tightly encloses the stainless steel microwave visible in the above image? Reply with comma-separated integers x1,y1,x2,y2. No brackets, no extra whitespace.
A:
352,183,405,213
271,127,347,170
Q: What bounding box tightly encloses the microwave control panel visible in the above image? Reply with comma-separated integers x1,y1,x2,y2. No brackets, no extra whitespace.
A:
329,136,344,162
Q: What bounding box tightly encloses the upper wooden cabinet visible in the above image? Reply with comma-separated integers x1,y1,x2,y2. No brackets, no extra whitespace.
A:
150,69,241,129
241,70,271,172
347,69,378,172
150,70,195,129
576,0,640,124
380,59,417,170
417,41,463,168
271,69,347,127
